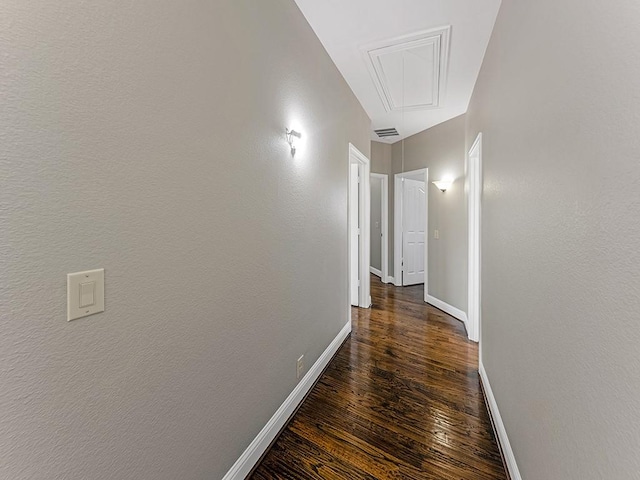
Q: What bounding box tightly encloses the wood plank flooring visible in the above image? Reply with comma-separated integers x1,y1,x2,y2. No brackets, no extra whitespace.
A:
251,275,507,479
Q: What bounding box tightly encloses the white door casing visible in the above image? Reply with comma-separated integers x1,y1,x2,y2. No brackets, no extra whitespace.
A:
402,178,426,286
393,168,428,295
370,173,389,283
369,176,382,277
348,144,371,309
467,133,482,344
349,163,360,306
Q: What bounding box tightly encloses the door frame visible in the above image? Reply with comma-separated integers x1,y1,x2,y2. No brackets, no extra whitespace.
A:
348,143,371,309
369,173,389,284
349,163,360,307
393,168,429,300
467,133,482,344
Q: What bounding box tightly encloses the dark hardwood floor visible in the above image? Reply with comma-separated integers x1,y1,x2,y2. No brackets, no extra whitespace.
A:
251,275,507,479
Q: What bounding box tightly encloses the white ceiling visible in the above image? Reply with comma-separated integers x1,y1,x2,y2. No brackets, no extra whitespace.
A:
294,0,502,143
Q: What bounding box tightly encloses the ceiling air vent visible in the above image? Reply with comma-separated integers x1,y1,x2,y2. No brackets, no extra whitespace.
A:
374,128,399,138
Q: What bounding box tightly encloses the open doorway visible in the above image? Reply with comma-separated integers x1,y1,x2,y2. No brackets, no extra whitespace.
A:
348,144,371,310
393,168,429,299
467,133,482,343
369,173,389,284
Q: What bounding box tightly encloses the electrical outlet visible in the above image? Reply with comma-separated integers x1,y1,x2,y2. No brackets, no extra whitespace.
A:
296,355,305,380
434,229,440,239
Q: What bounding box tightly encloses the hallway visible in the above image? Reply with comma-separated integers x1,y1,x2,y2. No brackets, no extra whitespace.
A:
251,276,507,479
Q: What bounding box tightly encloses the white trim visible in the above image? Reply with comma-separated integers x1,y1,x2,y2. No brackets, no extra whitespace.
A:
426,295,468,327
222,321,352,480
349,144,371,309
349,163,360,306
467,132,482,343
384,275,395,284
479,362,522,480
393,169,429,297
369,266,382,277
370,173,389,284
393,175,402,285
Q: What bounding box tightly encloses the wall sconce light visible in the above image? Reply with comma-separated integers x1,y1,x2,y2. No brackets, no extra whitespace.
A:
285,128,302,156
432,179,453,192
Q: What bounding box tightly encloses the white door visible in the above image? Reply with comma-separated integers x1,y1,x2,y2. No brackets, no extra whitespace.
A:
402,178,426,286
349,163,360,306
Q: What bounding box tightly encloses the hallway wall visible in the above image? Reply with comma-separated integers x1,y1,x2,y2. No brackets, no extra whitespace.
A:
0,1,370,479
467,0,640,478
391,115,468,312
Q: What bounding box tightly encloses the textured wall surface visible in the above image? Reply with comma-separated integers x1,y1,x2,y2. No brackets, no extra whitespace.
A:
391,115,467,311
467,0,640,478
0,1,370,478
370,141,392,176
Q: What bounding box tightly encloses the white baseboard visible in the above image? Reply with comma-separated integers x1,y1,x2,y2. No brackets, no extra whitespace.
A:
222,321,351,480
383,275,394,284
479,362,522,480
369,266,382,277
426,294,468,327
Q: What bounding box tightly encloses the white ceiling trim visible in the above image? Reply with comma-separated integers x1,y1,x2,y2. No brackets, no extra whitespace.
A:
362,26,451,114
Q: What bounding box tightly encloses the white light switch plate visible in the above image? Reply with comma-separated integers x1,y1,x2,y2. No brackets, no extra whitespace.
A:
67,269,104,321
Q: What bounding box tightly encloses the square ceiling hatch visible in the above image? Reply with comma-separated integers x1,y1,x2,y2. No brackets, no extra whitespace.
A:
362,26,451,113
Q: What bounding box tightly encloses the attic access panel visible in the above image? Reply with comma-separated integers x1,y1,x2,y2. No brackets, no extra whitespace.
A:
363,26,451,113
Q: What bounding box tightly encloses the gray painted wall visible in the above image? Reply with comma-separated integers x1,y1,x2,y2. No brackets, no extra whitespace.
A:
467,0,640,478
0,1,370,479
370,178,382,272
391,115,467,311
371,141,392,175
370,141,393,274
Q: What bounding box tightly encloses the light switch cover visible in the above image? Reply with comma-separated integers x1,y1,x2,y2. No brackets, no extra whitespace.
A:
67,269,104,321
